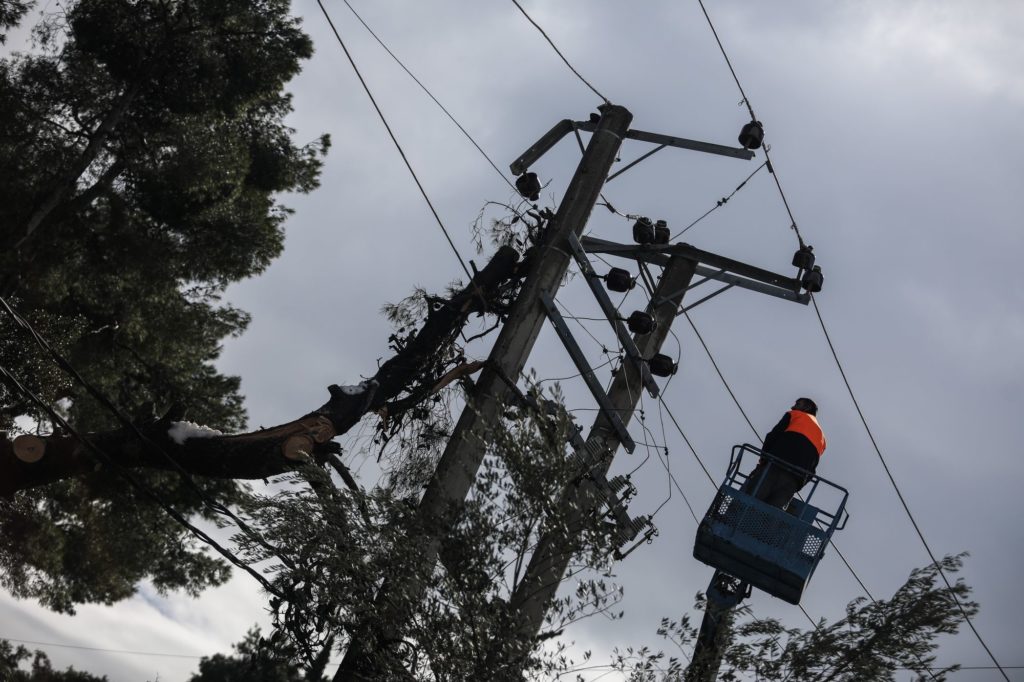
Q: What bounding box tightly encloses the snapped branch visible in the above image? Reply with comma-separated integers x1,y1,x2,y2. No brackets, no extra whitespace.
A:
0,246,523,497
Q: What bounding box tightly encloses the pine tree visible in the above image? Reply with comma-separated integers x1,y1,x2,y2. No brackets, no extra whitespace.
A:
0,0,327,612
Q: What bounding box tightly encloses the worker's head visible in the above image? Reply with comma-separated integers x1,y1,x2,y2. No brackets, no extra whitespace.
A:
793,397,818,415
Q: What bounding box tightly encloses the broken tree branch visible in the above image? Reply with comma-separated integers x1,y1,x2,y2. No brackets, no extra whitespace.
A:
0,246,523,497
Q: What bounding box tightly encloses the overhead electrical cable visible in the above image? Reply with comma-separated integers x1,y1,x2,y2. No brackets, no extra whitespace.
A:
0,637,203,660
315,0,475,284
674,161,768,238
0,636,350,669
674,307,941,678
810,294,1009,681
340,0,517,192
653,398,699,524
694,0,805,248
655,398,716,487
681,311,761,443
693,3,1003,675
509,0,611,104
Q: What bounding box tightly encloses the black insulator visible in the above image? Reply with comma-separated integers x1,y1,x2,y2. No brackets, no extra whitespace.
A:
648,353,677,377
605,267,635,292
515,172,541,201
626,310,657,335
738,120,764,150
653,219,670,245
802,265,824,293
792,244,815,270
633,217,654,244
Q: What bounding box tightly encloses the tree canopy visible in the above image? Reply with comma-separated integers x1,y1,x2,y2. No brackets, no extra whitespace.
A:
187,626,329,682
0,0,327,612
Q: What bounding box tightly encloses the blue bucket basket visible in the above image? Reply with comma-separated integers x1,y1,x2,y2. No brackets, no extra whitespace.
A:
694,444,849,605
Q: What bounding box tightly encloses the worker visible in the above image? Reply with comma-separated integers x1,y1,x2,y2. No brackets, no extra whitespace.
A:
744,397,826,509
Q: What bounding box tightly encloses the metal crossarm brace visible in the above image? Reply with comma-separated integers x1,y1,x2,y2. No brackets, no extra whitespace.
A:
574,120,755,161
566,233,660,397
540,290,635,452
509,119,575,175
508,116,753,179
682,282,735,313
580,236,809,305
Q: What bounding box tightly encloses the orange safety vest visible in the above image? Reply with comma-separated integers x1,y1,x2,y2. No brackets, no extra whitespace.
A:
785,410,826,456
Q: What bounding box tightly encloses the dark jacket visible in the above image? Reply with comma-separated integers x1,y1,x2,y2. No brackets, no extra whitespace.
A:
762,410,825,477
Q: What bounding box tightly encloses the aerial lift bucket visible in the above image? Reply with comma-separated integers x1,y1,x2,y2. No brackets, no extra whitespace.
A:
693,444,849,604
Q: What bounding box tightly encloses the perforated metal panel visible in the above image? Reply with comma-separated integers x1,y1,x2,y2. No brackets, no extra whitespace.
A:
693,445,848,605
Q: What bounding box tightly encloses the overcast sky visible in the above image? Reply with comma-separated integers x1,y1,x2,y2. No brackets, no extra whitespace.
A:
3,1,1023,680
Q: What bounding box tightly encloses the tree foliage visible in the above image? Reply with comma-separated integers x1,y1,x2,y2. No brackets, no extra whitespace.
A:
228,386,627,680
187,626,328,682
0,0,326,612
610,555,976,682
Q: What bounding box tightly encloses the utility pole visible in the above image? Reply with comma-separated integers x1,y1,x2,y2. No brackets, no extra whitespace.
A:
486,252,697,675
482,231,810,675
334,103,633,680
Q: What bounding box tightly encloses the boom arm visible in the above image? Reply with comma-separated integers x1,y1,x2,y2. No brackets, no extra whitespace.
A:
686,570,751,682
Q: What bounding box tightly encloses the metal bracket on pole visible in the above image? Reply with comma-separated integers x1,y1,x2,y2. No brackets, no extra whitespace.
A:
638,261,659,294
509,119,576,175
540,290,635,453
681,283,736,313
565,424,649,555
566,233,660,398
510,114,753,181
580,236,809,305
574,120,755,161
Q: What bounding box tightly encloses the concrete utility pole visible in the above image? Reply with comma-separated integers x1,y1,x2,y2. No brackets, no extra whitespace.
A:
334,103,633,680
489,252,698,674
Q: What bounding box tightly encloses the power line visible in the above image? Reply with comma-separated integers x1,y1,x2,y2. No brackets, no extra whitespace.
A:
339,0,517,192
677,302,945,678
674,161,767,239
0,636,348,669
694,0,805,248
0,637,203,660
679,312,761,443
810,294,1010,681
509,0,610,104
691,3,1003,674
314,0,475,284
655,397,715,488
652,397,699,525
